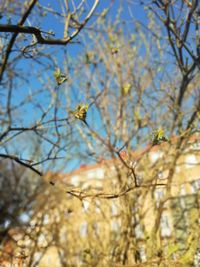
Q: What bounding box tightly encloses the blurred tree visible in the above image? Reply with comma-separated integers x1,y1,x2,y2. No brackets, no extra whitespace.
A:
0,159,43,263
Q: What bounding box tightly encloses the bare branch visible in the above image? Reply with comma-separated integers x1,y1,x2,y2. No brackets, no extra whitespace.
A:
0,0,99,46
0,0,38,81
0,153,42,176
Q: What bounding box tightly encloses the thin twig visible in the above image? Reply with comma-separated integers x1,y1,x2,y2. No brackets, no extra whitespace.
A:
0,153,42,176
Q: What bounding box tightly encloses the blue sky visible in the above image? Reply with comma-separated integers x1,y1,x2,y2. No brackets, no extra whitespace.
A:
3,0,195,173
0,1,157,173
9,0,148,121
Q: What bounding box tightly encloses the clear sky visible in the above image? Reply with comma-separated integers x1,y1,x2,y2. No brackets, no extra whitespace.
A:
0,1,170,173
0,1,153,173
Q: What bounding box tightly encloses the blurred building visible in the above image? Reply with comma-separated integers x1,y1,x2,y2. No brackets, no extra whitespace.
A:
1,134,200,266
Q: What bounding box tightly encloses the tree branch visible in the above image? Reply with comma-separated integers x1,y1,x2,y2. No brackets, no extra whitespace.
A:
0,153,42,176
0,0,99,46
0,0,38,82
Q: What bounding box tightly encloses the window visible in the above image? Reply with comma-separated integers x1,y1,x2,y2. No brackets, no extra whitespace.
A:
158,171,166,179
180,185,186,208
180,185,186,195
87,168,104,179
111,220,120,231
191,179,200,193
135,224,144,239
82,200,90,211
80,221,87,237
139,247,146,262
185,155,198,168
150,151,163,163
160,214,171,237
95,200,101,213
95,168,104,179
38,233,48,247
43,214,49,224
92,222,99,234
111,203,118,216
154,188,165,207
71,175,79,186
194,249,200,267
191,141,200,150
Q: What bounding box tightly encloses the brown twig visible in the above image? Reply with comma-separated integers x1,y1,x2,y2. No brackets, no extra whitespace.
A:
0,153,42,176
0,0,38,82
0,0,99,47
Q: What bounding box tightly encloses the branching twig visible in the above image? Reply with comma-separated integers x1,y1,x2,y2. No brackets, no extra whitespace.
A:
0,0,99,46
0,0,38,82
0,153,42,176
